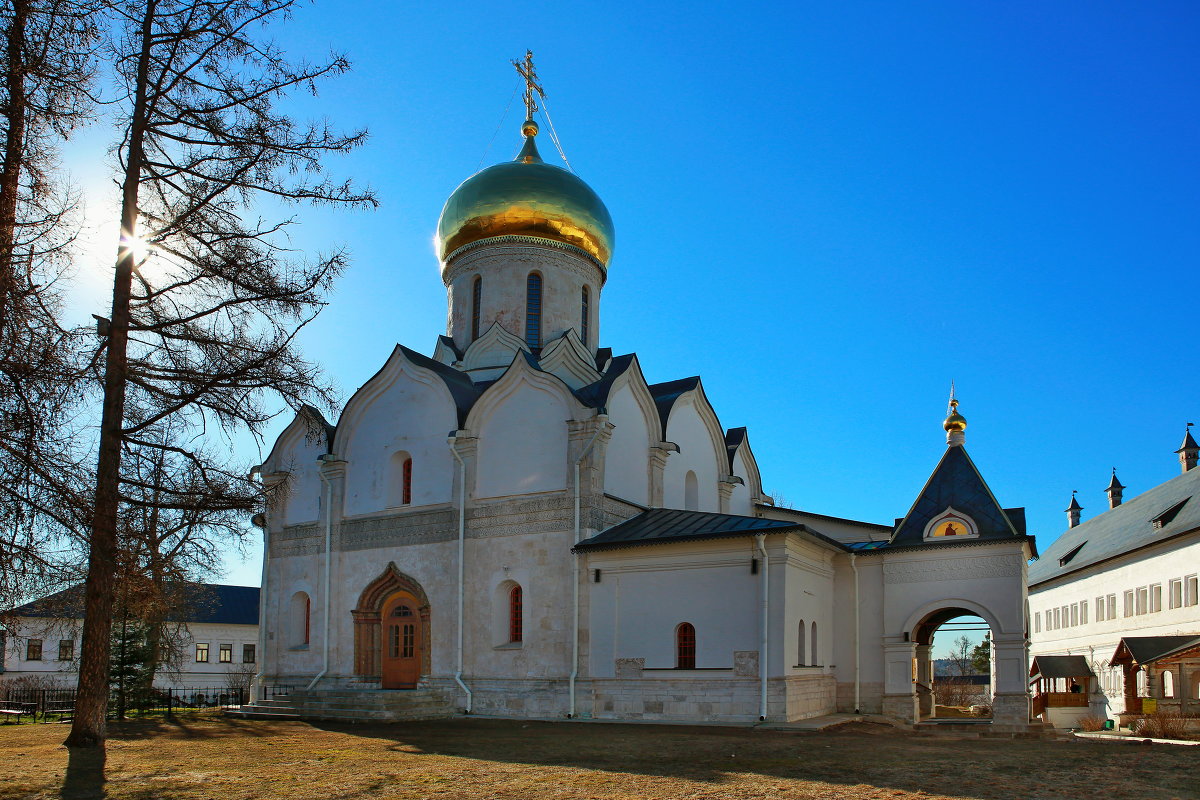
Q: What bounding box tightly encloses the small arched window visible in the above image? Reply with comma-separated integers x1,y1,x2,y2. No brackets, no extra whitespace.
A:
402,457,413,505
509,585,523,643
580,285,590,346
1163,670,1174,698
684,471,699,511
797,620,806,666
471,275,483,341
525,272,542,349
810,621,818,666
676,622,696,669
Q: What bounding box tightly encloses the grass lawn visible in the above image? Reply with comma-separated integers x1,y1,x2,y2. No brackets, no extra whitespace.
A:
0,714,1196,799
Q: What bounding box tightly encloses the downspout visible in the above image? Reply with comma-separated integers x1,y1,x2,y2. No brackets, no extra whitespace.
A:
756,534,769,721
448,436,473,713
569,414,608,719
250,467,268,700
850,553,860,714
307,460,335,690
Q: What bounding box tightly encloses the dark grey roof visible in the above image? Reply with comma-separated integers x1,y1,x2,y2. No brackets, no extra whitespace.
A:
724,427,747,471
574,508,808,552
891,446,1031,551
1029,655,1094,679
436,335,462,360
594,347,613,372
1066,494,1082,511
1107,471,1125,491
1113,635,1200,666
574,354,636,410
1029,466,1200,587
1177,429,1199,453
647,377,700,432
8,584,259,626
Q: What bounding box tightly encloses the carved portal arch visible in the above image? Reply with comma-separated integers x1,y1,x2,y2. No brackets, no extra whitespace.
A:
352,562,431,681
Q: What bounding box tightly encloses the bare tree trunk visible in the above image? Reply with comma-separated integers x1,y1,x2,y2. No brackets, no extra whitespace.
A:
0,0,28,324
64,0,155,750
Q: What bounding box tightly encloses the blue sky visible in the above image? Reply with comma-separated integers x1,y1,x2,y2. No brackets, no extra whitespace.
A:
64,3,1197,650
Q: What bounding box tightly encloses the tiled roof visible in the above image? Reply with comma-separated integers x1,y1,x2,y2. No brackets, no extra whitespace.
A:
1029,467,1200,587
891,446,1029,549
574,508,808,552
7,583,259,626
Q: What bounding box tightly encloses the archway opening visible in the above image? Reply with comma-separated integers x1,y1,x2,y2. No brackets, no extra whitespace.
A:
915,609,993,721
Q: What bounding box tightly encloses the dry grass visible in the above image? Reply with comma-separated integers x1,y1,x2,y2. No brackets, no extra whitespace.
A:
1132,711,1193,741
1078,714,1109,732
1,713,1198,800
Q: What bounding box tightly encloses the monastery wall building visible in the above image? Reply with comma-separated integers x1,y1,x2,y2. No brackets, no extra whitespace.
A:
249,58,1039,728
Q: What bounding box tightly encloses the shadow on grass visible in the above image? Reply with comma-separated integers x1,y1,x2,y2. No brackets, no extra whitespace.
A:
61,746,105,800
305,718,1200,800
107,712,282,741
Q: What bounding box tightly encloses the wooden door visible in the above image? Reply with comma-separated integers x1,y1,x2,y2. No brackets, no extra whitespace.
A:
381,592,421,689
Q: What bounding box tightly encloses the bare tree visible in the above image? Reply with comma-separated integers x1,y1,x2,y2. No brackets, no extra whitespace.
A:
0,0,98,611
67,0,374,750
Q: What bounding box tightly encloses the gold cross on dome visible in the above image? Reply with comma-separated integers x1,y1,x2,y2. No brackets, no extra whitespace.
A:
512,49,544,121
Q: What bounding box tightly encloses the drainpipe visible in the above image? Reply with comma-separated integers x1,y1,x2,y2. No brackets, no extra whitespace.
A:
448,436,473,713
569,414,608,719
756,534,769,721
307,459,336,690
850,553,860,714
250,466,268,702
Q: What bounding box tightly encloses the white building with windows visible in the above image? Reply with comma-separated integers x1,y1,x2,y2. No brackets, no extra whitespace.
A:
0,584,260,690
1028,431,1200,726
250,63,1040,728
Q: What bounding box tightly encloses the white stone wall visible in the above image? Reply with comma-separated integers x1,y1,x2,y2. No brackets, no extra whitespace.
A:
1,617,258,690
443,242,604,354
1029,534,1200,716
661,395,723,512
602,381,653,506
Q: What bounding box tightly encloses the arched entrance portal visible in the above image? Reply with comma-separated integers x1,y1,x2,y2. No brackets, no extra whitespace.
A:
352,563,431,688
912,610,992,721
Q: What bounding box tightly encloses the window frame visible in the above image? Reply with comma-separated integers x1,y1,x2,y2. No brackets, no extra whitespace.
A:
26,638,42,661
580,285,590,346
402,456,413,505
525,272,542,349
508,585,523,644
1169,578,1183,609
675,622,696,669
471,275,483,341
58,639,74,661
196,643,210,663
219,643,233,663
243,643,256,664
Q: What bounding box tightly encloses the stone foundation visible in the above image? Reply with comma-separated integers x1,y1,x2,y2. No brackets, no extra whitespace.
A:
990,692,1030,726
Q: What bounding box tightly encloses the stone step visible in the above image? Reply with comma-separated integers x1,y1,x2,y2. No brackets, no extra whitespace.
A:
226,707,301,720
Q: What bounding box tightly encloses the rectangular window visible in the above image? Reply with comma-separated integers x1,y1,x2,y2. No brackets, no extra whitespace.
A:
26,639,42,660
1070,603,1079,627
1062,605,1070,627
1080,600,1088,625
1034,612,1041,633
1135,587,1148,615
1095,597,1104,622
1054,607,1061,629
1124,590,1135,617
1149,584,1162,613
58,639,74,661
219,643,233,663
1186,575,1199,606
1170,579,1183,609
1107,594,1117,619
243,644,256,664
196,643,209,663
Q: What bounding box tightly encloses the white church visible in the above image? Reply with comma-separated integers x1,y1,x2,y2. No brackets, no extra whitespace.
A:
248,57,1039,728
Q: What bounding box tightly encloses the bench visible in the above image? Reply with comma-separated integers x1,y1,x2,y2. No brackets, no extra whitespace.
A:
0,702,37,723
43,704,74,722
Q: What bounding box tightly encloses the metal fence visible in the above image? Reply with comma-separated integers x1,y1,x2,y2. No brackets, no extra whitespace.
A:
0,686,247,722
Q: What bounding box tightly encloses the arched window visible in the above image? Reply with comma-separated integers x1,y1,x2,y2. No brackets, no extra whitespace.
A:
290,591,310,647
525,272,542,349
797,620,806,666
388,452,412,507
1163,670,1174,698
509,585,523,643
402,457,412,505
676,622,696,669
580,285,590,346
471,276,483,341
684,471,698,511
810,621,818,666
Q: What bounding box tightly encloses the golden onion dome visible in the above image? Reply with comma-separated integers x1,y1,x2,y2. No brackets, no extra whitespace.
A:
436,121,615,270
943,399,967,433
